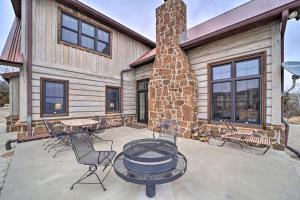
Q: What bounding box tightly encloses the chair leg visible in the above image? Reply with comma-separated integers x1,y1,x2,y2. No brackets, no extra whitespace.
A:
70,164,113,191
53,145,70,158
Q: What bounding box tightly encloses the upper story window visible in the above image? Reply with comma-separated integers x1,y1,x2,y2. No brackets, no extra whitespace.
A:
210,56,263,125
41,78,69,117
60,12,111,56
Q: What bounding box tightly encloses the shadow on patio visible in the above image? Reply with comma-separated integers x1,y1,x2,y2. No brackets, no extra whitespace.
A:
1,127,299,200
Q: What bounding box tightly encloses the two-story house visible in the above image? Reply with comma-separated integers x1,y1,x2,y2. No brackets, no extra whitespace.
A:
1,0,300,150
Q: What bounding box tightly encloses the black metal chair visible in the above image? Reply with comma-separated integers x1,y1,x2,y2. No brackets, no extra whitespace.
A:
153,119,179,144
43,120,70,158
70,131,116,191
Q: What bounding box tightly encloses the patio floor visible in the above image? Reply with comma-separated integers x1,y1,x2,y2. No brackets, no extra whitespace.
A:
1,127,300,200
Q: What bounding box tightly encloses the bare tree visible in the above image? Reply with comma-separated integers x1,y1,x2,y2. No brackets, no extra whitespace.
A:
0,65,19,106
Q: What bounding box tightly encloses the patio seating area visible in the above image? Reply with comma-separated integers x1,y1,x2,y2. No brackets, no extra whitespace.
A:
1,127,299,200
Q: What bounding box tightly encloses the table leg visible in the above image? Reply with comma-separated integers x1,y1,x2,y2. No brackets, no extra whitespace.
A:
146,184,156,198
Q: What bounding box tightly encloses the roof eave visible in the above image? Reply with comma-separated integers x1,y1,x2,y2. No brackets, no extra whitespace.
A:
130,55,155,68
180,0,300,50
0,59,23,68
55,0,155,48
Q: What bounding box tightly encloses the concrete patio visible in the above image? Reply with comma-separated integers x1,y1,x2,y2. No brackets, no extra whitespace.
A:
1,127,300,200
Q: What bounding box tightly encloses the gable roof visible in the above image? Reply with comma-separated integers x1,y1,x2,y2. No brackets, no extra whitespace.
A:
131,0,300,67
55,0,155,48
181,0,300,49
0,17,23,67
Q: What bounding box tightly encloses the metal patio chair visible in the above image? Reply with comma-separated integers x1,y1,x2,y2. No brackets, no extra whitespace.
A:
70,131,116,191
218,120,272,155
153,119,179,144
43,120,70,158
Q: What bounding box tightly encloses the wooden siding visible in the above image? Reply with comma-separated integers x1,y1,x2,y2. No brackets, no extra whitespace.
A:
135,63,153,80
30,0,151,120
9,76,19,116
122,71,136,115
187,22,282,125
31,65,121,120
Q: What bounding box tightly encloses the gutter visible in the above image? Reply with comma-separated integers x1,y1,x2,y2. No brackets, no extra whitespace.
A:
26,0,33,137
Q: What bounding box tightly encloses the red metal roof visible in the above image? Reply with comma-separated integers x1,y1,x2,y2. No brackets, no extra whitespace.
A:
130,48,156,68
0,18,23,67
131,0,300,67
1,72,20,80
182,0,300,49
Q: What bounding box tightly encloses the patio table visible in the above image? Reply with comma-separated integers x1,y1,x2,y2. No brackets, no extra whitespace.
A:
61,119,98,133
114,138,187,198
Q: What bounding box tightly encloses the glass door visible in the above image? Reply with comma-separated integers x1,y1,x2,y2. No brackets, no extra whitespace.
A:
137,79,149,123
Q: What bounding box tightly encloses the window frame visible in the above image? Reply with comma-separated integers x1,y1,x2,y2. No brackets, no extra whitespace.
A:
208,52,266,127
40,78,69,118
58,9,112,58
105,86,121,114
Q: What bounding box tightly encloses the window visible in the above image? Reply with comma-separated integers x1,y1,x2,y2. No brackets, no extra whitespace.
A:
60,12,111,56
61,14,79,44
41,78,69,117
210,56,262,124
106,86,120,113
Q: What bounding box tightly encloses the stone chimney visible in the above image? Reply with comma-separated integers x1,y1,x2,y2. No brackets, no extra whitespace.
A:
148,0,198,138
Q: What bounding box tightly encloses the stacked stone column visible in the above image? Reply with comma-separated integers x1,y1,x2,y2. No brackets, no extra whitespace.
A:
148,0,198,138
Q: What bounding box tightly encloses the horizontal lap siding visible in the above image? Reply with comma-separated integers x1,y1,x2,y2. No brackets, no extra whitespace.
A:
187,22,282,125
135,63,153,80
123,71,136,115
30,0,151,121
32,65,120,120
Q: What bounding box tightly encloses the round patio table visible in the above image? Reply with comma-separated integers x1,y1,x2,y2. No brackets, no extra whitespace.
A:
114,138,187,198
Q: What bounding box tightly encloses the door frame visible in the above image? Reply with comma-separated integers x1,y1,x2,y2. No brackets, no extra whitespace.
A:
136,78,149,124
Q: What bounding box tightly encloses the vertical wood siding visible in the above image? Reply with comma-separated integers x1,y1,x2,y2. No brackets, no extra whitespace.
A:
30,0,151,120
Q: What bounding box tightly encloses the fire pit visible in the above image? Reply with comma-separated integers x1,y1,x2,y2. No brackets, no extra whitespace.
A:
114,138,187,198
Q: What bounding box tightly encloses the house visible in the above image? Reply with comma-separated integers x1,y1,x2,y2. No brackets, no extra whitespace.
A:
1,0,300,150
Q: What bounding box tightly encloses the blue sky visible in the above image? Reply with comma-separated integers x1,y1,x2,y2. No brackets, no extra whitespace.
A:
0,0,299,88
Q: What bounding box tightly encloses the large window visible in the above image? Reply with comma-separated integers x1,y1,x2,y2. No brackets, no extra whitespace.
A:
41,78,69,117
106,86,120,113
60,12,111,56
210,56,263,124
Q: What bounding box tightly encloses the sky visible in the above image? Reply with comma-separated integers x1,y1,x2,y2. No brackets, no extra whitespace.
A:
0,0,299,89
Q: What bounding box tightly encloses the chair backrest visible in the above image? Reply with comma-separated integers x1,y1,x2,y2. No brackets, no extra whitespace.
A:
158,119,179,143
70,131,95,164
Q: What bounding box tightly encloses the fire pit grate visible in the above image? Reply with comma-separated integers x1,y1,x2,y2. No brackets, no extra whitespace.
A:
114,139,187,198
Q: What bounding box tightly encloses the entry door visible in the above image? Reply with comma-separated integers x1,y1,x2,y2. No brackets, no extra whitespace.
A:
137,79,149,123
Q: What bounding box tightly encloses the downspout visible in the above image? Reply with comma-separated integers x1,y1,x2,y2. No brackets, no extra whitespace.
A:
26,0,33,136
120,68,133,125
280,9,300,158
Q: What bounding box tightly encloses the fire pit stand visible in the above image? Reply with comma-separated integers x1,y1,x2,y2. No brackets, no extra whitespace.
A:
114,139,187,198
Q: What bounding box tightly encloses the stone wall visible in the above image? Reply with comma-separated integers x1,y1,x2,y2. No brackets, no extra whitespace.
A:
15,114,134,139
148,0,198,138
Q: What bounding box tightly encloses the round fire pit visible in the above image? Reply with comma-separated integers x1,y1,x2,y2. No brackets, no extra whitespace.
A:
114,139,187,198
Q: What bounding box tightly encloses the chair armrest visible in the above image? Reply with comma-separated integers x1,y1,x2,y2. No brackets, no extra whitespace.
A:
92,134,114,150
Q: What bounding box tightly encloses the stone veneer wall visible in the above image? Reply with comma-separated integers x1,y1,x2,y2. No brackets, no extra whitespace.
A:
15,114,135,139
148,0,198,138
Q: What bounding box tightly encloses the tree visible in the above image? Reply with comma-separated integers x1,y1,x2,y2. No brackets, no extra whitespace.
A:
0,65,19,106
